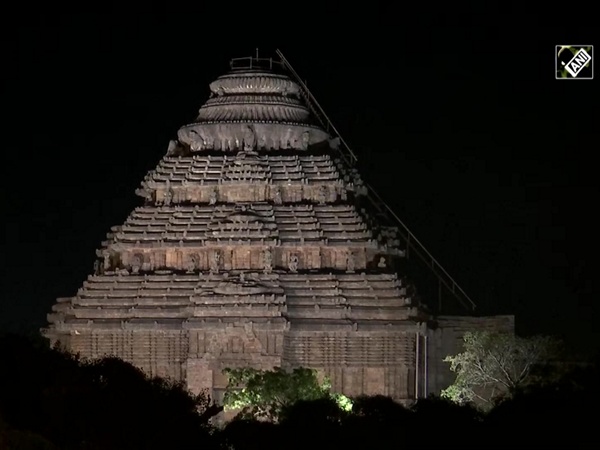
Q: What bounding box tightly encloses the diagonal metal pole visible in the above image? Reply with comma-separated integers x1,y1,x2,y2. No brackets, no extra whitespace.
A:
275,48,476,313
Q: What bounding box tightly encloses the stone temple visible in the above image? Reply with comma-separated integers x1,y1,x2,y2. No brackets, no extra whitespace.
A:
43,53,513,405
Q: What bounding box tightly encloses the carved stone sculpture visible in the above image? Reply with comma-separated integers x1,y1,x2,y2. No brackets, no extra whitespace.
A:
378,256,387,268
191,253,200,270
263,249,273,274
301,130,310,150
168,139,177,155
243,125,256,151
288,254,299,273
209,187,218,205
258,134,266,149
186,253,199,273
163,189,173,206
93,259,102,275
131,254,143,274
273,186,282,205
166,139,184,156
103,254,111,271
209,250,222,274
346,250,355,273
136,188,153,203
318,185,328,204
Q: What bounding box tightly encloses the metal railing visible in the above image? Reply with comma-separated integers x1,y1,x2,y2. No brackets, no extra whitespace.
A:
275,48,476,313
276,49,358,168
230,56,284,71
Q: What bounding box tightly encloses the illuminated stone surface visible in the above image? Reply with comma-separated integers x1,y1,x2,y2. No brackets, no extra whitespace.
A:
43,58,513,405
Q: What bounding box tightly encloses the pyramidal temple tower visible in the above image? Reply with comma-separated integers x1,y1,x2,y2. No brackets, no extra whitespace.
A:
43,52,513,403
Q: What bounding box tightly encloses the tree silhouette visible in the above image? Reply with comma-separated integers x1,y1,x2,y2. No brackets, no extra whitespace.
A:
1,332,596,449
343,395,413,449
0,333,220,450
442,331,561,407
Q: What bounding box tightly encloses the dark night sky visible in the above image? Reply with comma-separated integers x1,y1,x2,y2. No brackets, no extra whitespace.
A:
2,9,598,355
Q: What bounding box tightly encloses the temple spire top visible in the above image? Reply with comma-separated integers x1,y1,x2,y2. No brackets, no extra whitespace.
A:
229,49,284,72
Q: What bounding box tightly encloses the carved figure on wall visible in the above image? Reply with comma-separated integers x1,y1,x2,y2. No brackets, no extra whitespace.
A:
191,253,200,270
288,254,299,273
167,140,178,155
131,254,143,274
243,125,256,151
378,256,387,269
318,185,328,204
209,187,218,205
186,253,199,273
301,130,310,150
163,188,173,206
263,249,273,274
273,186,282,205
258,134,266,149
136,188,153,203
166,139,185,156
346,250,356,273
93,259,102,275
103,254,111,271
210,250,222,274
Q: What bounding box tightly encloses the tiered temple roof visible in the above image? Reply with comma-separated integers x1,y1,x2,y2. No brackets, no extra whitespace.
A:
48,272,417,329
43,54,504,405
108,205,374,245
176,70,330,152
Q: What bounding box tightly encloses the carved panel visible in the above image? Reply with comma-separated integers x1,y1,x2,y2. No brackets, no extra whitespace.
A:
175,251,184,269
70,331,188,381
232,247,252,269
321,248,333,268
186,359,213,396
283,332,416,366
301,247,319,270
343,367,363,397
166,250,180,268
187,252,200,272
334,249,347,270
149,252,164,270
365,367,385,396
288,186,303,202
249,248,262,269
231,336,243,353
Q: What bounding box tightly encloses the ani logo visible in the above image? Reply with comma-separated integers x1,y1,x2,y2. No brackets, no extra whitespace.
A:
556,45,593,79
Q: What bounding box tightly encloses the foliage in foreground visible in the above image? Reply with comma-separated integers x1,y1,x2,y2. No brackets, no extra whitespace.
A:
1,333,598,449
0,333,221,450
222,370,599,450
223,367,352,421
441,331,562,407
